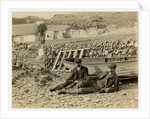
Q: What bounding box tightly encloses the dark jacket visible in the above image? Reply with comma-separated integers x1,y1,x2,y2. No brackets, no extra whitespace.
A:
66,66,89,81
104,72,118,84
96,71,119,91
105,72,119,91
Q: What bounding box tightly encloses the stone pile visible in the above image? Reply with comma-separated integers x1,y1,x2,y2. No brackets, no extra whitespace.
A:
12,42,40,68
12,38,138,69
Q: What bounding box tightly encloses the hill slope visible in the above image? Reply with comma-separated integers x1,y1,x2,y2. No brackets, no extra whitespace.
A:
48,12,138,29
12,12,138,29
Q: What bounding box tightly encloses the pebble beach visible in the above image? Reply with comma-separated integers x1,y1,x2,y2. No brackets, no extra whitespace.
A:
12,69,138,109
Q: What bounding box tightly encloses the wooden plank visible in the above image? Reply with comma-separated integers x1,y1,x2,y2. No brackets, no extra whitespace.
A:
52,51,61,71
63,49,85,72
77,48,90,51
58,51,66,71
67,50,72,58
73,50,78,58
85,48,90,50
79,49,84,58
54,48,90,72
63,50,72,71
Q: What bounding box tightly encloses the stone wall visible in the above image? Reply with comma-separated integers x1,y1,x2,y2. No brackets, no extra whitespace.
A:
45,30,65,40
69,28,98,38
69,26,137,38
45,26,137,40
100,26,138,36
13,35,37,43
45,31,54,40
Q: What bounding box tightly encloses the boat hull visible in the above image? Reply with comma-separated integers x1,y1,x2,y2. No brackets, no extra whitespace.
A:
63,58,138,77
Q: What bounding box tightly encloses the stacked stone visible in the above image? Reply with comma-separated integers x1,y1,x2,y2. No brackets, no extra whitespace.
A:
12,42,40,68
83,39,138,58
44,47,58,69
12,39,138,69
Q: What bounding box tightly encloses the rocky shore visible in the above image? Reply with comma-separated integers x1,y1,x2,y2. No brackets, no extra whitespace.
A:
12,69,138,108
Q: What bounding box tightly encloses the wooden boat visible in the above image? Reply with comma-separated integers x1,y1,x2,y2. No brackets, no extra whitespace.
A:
63,56,138,77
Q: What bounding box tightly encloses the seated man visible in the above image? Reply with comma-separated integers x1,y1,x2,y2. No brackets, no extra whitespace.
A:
50,58,89,92
100,63,119,93
58,63,119,94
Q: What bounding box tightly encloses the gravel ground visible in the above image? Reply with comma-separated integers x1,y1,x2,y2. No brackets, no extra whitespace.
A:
12,69,138,108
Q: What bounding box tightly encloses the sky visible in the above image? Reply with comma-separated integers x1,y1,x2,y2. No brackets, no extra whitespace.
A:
12,12,71,19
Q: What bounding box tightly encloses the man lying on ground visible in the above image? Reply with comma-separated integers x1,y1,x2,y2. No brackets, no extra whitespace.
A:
50,58,89,92
58,63,119,94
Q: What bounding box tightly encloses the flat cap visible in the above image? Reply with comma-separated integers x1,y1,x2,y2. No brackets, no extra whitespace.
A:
108,63,117,69
74,58,82,63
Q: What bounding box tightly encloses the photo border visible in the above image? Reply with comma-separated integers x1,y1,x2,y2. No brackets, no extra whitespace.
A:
0,0,150,119
9,8,141,110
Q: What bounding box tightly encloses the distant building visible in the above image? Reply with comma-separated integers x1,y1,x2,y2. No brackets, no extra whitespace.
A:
45,25,70,40
69,28,99,38
12,24,39,43
35,21,44,25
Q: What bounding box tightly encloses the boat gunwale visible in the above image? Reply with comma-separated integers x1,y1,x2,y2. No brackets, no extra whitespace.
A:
63,58,138,64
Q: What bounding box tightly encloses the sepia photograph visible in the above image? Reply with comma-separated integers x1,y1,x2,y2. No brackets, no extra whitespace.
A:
12,12,138,108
